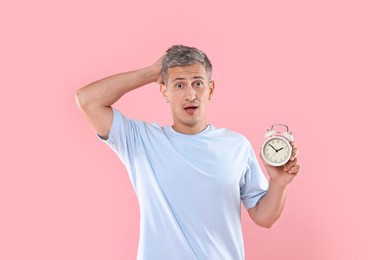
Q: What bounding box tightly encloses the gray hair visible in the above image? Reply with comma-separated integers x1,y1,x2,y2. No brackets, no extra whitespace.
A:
162,45,213,84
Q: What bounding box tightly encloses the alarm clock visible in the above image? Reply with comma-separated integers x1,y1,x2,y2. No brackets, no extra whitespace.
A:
261,124,294,167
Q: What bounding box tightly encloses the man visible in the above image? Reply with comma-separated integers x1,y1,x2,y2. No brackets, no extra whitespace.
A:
76,45,300,260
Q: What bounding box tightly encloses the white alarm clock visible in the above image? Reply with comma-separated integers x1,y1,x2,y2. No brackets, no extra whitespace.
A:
261,124,294,167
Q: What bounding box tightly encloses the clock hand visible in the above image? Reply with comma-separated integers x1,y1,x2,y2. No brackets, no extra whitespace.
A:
276,147,285,152
269,144,277,152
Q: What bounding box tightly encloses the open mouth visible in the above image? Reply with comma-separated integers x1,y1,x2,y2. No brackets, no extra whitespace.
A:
184,106,198,110
184,106,198,113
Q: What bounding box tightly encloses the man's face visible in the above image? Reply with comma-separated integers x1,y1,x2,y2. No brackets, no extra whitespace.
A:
160,63,215,134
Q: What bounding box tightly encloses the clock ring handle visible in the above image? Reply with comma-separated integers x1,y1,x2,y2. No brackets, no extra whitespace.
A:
269,124,291,134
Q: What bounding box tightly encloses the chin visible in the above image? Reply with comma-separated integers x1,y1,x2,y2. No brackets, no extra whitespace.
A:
183,120,198,127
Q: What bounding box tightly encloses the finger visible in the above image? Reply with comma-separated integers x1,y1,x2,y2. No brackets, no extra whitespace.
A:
284,157,297,171
290,147,299,161
287,164,300,174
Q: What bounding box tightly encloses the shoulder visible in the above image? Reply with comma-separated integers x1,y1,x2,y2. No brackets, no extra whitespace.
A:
112,108,165,132
209,125,251,146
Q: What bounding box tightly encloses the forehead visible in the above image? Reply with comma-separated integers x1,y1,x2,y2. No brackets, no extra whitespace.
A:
167,63,207,82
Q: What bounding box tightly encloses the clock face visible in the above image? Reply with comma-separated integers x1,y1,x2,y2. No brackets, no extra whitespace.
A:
262,136,292,166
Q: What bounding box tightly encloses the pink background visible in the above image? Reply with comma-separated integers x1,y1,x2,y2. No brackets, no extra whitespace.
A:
1,0,389,259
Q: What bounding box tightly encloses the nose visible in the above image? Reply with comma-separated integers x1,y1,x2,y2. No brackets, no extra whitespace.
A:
185,86,197,101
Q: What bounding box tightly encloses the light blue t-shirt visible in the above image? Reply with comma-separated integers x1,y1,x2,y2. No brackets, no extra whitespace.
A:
100,108,269,260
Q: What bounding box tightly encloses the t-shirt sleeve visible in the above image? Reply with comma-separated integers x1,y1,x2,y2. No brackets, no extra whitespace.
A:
97,108,143,170
240,148,269,210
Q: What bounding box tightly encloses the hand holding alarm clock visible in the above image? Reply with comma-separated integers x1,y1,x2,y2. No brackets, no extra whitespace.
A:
260,124,300,186
261,124,294,167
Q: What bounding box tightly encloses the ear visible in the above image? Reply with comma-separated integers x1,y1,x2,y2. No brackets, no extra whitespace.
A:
208,80,215,100
160,84,169,103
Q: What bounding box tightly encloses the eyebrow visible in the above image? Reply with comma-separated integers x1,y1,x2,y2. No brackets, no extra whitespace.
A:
172,76,205,82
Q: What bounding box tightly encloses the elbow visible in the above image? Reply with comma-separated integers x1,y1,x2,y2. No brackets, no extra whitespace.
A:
75,88,88,110
254,219,275,229
252,213,279,229
248,207,277,229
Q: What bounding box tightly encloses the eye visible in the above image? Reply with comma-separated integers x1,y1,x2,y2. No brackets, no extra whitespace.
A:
194,81,203,87
175,83,184,89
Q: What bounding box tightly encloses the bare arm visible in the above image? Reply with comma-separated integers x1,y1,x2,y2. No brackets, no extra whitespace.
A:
75,57,163,139
248,179,287,228
248,142,300,228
